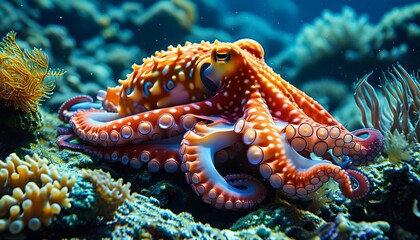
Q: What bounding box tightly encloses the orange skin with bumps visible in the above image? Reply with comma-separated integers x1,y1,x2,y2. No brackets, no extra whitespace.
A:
58,39,383,210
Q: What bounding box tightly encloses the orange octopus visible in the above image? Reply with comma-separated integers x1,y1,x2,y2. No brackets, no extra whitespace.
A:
58,39,383,210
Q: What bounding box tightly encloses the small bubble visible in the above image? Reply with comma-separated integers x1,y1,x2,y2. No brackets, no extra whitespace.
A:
59,16,63,19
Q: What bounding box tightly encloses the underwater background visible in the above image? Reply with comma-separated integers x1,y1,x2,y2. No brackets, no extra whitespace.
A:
0,0,419,239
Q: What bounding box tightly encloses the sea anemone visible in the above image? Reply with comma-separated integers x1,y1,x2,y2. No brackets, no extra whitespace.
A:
354,64,419,163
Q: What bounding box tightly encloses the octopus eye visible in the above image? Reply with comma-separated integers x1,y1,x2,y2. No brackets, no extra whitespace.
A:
164,80,175,92
143,81,152,97
215,52,230,63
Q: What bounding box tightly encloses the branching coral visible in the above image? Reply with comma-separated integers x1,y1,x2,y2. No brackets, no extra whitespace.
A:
81,169,132,220
0,153,75,234
354,64,419,163
0,31,65,121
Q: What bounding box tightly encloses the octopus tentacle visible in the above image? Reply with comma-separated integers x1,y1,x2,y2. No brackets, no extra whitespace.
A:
58,95,94,122
261,131,368,199
284,124,384,166
234,89,291,174
89,144,182,172
59,131,182,171
273,81,340,126
343,169,370,199
68,97,225,147
231,89,368,199
346,128,384,166
181,121,266,210
57,134,84,151
245,54,341,126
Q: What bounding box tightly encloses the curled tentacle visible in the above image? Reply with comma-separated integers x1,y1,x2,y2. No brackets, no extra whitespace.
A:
221,174,266,209
347,128,384,166
340,169,370,199
254,132,365,200
58,95,99,122
181,122,266,210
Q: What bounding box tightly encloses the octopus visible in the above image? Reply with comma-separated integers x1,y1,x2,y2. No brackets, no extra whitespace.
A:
58,39,384,210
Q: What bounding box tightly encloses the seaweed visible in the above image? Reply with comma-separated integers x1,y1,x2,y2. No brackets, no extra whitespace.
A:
0,31,65,157
0,31,65,124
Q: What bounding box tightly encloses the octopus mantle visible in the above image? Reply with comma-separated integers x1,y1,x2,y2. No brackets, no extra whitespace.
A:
58,39,383,210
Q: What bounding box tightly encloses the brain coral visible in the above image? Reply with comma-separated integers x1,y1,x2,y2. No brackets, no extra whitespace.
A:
0,153,75,234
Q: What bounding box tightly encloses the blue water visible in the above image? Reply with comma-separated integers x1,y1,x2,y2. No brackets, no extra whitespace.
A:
0,0,419,239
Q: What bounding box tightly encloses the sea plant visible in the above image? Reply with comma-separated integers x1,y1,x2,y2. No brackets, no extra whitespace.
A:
0,31,65,126
354,64,419,163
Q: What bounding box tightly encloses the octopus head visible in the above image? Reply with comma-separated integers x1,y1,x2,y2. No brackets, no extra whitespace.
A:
203,39,265,90
100,39,265,116
100,41,224,115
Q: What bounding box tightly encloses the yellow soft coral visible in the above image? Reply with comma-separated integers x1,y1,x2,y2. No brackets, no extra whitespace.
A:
82,169,131,220
0,153,75,234
0,31,65,120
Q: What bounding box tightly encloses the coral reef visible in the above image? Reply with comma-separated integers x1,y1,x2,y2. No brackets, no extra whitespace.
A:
374,3,420,66
270,4,420,84
317,214,390,240
231,200,325,239
0,153,75,235
192,0,293,58
140,180,188,212
55,176,98,229
123,0,197,51
356,151,420,238
108,193,289,239
270,6,374,82
110,193,225,239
